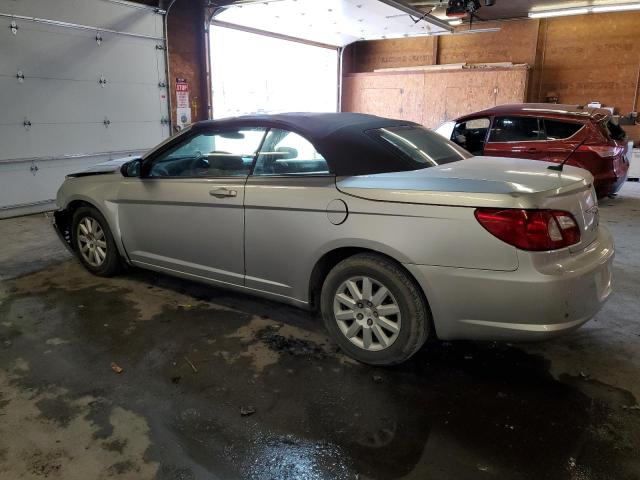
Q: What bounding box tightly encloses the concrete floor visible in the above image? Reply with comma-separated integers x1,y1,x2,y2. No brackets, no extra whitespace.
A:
1,184,639,480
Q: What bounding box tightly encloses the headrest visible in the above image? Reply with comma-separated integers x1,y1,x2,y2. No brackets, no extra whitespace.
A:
275,146,298,160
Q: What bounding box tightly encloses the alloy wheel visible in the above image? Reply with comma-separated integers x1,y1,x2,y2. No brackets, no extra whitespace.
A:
76,216,107,267
333,276,401,351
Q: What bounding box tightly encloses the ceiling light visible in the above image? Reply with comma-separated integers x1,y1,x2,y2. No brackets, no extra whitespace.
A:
528,7,589,18
448,19,463,25
592,3,640,12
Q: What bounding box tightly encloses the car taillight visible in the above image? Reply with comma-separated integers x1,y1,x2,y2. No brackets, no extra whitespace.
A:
577,145,622,158
474,209,581,251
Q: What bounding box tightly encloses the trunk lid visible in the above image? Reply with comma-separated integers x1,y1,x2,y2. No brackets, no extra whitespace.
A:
337,156,600,251
336,156,590,200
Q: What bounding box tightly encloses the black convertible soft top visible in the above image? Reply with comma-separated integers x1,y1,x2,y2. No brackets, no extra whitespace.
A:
191,112,421,176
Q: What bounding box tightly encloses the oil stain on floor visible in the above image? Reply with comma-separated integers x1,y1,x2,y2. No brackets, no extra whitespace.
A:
1,261,639,480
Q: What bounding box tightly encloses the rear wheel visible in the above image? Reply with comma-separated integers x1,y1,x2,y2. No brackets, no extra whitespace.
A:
320,253,430,365
71,206,122,276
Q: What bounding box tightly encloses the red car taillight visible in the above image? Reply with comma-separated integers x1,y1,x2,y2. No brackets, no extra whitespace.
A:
474,209,581,251
577,145,623,158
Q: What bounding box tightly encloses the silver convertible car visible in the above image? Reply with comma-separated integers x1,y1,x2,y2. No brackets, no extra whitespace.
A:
53,113,614,365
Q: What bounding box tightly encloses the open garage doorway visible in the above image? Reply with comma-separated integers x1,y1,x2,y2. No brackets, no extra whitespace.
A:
210,25,339,119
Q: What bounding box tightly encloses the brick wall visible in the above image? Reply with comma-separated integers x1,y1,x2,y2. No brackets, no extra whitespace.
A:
166,0,208,125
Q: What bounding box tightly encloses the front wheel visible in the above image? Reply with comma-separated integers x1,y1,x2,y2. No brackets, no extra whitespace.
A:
71,206,122,277
320,253,430,365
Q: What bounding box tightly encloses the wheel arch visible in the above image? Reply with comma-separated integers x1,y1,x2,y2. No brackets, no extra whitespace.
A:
62,196,129,261
61,194,109,219
307,245,435,336
66,198,97,214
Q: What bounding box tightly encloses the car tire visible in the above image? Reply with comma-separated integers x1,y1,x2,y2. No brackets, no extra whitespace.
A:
71,206,122,277
320,253,430,365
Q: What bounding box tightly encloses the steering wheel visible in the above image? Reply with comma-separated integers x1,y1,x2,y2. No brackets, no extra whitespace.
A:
190,153,210,175
195,150,232,171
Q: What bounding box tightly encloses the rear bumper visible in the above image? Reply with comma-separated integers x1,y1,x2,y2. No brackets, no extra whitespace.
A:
405,226,614,341
593,163,629,196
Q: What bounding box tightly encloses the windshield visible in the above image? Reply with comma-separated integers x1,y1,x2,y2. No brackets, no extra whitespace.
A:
368,125,472,169
142,125,193,160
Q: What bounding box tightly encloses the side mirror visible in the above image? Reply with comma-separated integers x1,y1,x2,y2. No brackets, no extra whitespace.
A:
121,158,142,178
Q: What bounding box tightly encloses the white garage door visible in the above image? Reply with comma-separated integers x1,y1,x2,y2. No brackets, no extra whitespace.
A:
0,0,170,217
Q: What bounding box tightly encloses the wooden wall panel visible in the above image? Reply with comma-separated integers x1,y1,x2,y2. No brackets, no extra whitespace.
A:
496,68,530,106
343,68,528,128
423,70,499,126
539,12,640,113
342,73,426,125
351,37,437,73
438,21,539,65
624,125,640,145
346,12,640,119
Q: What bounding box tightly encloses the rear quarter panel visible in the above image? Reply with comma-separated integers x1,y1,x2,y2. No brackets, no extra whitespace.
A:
244,176,519,304
335,195,519,271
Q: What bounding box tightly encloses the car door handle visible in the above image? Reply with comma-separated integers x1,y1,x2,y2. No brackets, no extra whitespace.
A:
209,188,237,198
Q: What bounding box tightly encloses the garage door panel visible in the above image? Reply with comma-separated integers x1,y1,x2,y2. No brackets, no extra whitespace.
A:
0,77,103,124
0,151,145,212
0,77,163,126
97,121,164,153
102,83,165,121
0,161,59,208
0,19,161,85
0,158,88,208
1,124,102,160
0,0,162,38
0,122,161,161
0,0,168,212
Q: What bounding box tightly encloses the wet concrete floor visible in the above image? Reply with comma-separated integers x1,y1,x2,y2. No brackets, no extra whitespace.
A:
1,183,640,479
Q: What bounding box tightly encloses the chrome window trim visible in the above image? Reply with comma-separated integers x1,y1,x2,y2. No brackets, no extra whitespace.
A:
485,116,586,145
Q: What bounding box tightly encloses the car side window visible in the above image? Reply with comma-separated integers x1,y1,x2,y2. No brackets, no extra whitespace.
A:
489,116,542,142
543,119,583,140
148,128,266,178
451,118,490,155
253,129,329,175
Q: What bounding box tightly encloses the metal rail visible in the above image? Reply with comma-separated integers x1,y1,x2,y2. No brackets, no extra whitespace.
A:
0,12,165,41
100,0,166,13
378,0,453,32
0,150,146,165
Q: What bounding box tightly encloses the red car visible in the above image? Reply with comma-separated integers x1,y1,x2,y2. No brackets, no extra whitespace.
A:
436,104,629,197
